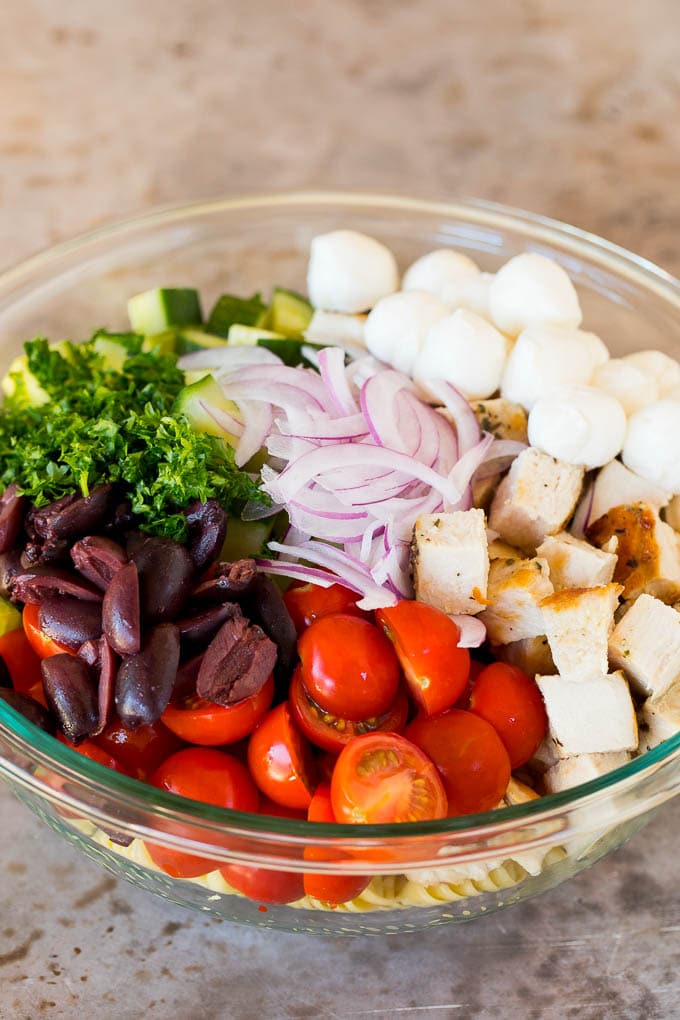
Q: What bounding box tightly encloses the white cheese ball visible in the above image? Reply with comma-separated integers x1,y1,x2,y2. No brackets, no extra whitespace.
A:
364,290,450,375
489,252,582,336
307,230,399,313
501,324,609,411
403,249,480,299
622,400,680,493
413,309,508,400
529,384,626,468
592,358,659,415
622,350,680,397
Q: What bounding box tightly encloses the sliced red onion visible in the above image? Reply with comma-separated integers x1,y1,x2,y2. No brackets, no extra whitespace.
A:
178,346,282,371
318,347,358,417
427,380,481,455
254,559,335,588
277,413,368,442
266,540,398,610
200,401,244,438
359,371,415,453
233,400,273,468
448,434,495,493
226,364,329,405
474,438,527,480
449,614,486,648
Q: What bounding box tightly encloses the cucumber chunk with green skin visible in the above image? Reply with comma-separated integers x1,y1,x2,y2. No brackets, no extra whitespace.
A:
92,336,129,372
227,324,321,367
173,373,241,442
141,330,177,356
220,517,275,561
174,328,229,355
1,355,50,408
267,287,314,339
127,287,202,336
206,292,268,337
0,597,21,637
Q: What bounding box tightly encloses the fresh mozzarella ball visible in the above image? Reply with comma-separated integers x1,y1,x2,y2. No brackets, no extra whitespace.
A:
307,230,399,313
489,253,582,336
622,350,680,396
501,324,608,410
622,400,680,493
364,291,450,374
403,249,480,301
529,384,626,468
413,309,508,400
593,358,659,415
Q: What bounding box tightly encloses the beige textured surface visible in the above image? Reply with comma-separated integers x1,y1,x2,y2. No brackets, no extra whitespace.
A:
2,2,680,1018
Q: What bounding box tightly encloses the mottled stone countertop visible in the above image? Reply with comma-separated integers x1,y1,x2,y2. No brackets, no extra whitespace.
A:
2,1,680,1017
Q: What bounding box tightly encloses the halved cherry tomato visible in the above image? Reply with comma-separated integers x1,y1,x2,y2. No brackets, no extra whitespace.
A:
220,861,305,905
330,732,448,824
258,796,307,821
298,613,400,721
161,675,274,747
94,718,184,780
0,624,44,694
57,733,130,774
376,601,470,717
23,604,73,659
247,702,317,811
283,581,364,635
468,662,548,768
455,658,486,710
303,783,369,905
25,679,49,709
147,748,260,878
406,709,511,816
289,666,409,753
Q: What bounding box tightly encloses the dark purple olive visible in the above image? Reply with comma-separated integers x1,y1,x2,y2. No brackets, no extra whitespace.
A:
191,559,257,604
0,550,23,600
11,566,103,605
71,536,127,591
41,654,99,743
242,574,297,685
0,484,26,554
196,612,277,706
77,640,101,667
39,597,103,650
0,688,55,734
177,602,240,646
127,535,194,623
102,561,140,656
21,538,71,568
94,638,117,735
115,623,180,729
0,655,12,688
32,484,115,541
173,653,203,699
183,499,228,572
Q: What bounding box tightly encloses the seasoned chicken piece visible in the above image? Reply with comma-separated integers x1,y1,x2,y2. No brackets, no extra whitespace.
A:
411,509,489,615
608,594,680,701
638,683,680,752
544,751,631,793
494,635,555,678
304,309,367,348
663,494,680,533
529,735,561,773
586,501,680,603
589,459,670,523
470,398,529,442
536,532,617,590
488,448,584,555
536,671,638,756
481,555,553,643
540,583,622,679
488,538,523,560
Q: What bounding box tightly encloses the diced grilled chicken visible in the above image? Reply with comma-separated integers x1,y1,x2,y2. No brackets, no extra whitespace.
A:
638,683,680,752
470,398,529,442
540,583,622,679
537,531,617,590
543,751,631,793
536,671,638,756
494,634,555,678
411,509,489,615
586,502,680,604
590,459,670,523
609,594,680,701
481,555,553,643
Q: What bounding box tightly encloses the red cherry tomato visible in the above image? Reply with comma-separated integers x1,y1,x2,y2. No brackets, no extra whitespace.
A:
298,613,400,721
147,748,259,878
283,581,364,635
57,733,130,774
161,675,274,747
468,662,548,768
220,861,305,905
1,624,44,694
376,601,470,717
94,718,183,780
247,702,317,811
406,709,511,816
455,658,485,710
303,783,369,905
23,603,73,659
330,732,448,825
289,666,409,753
258,796,307,821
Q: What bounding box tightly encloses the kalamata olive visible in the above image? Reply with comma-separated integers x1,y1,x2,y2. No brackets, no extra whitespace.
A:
177,602,240,646
0,655,12,687
115,623,180,729
21,539,70,568
41,654,99,743
196,612,277,706
0,688,56,734
39,597,103,650
242,574,297,685
191,559,257,604
0,550,22,600
0,484,26,554
32,484,115,541
94,638,117,735
71,536,127,591
77,640,101,667
183,499,228,572
127,535,194,623
102,561,140,655
11,566,103,605
173,652,203,699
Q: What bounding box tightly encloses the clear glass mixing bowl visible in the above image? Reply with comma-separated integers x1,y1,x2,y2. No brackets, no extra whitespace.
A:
1,193,680,936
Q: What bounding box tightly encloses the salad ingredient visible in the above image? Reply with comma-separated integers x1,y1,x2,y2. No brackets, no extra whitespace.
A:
303,784,370,905
592,358,659,415
622,400,680,492
161,674,274,746
413,309,508,400
607,594,680,701
306,230,399,314
589,459,670,523
94,717,181,779
173,374,241,440
481,553,554,644
38,596,102,651
488,252,582,336
528,384,627,468
535,532,617,591
177,603,237,645
376,601,470,717
543,749,631,794
195,610,276,706
183,499,228,572
115,623,181,729
402,249,481,306
71,536,128,590
364,290,449,374
330,732,448,824
536,671,638,756
41,653,99,744
283,580,363,634
128,535,194,623
206,292,268,337
239,574,297,686
0,687,55,732
622,349,680,396
267,287,314,338
12,566,103,605
102,562,141,655
0,484,26,554
23,602,72,658
298,613,400,722
411,509,489,616
500,324,608,412
468,662,547,768
247,702,316,810
0,625,43,692
540,583,621,679
220,861,304,906
405,710,511,815
586,502,680,603
127,287,202,335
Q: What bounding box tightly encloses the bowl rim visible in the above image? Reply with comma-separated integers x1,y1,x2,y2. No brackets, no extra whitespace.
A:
2,189,680,845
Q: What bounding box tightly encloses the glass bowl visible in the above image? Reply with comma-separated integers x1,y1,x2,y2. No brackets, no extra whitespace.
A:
1,192,680,936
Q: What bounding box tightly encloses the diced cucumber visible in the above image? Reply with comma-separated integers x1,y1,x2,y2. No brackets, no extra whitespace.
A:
0,598,21,637
227,324,320,367
206,292,268,337
92,335,129,372
128,288,202,336
220,517,275,561
141,331,177,356
227,324,287,346
1,356,50,408
173,373,241,442
174,328,229,355
267,287,313,339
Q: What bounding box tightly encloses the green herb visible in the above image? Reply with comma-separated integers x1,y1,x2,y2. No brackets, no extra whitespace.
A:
0,334,263,540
